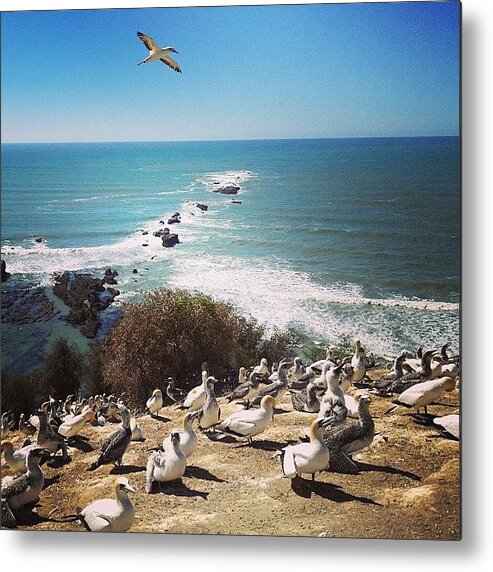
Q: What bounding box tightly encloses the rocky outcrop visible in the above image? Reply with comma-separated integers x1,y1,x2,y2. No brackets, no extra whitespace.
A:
1,260,10,282
168,212,181,224
153,228,169,238
213,184,240,195
53,271,120,338
102,268,118,285
162,230,180,248
1,286,59,325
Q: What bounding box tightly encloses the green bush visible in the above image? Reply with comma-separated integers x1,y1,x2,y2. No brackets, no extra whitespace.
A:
101,289,293,406
1,368,42,420
39,337,86,400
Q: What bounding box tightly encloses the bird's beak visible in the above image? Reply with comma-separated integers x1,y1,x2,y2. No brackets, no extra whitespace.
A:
124,484,136,494
172,49,179,54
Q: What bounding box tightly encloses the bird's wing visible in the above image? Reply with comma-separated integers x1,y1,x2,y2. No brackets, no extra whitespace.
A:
160,55,182,73
281,448,297,478
1,473,29,498
220,417,256,436
80,507,112,532
100,428,130,462
137,31,159,53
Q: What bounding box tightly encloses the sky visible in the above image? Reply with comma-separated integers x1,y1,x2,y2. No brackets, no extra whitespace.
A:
1,1,460,142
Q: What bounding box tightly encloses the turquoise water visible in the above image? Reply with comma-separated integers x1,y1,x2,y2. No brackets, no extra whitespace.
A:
1,137,460,363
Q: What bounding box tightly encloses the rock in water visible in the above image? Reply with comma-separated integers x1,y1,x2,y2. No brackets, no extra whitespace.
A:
1,260,10,282
162,233,180,248
213,184,240,195
196,203,208,211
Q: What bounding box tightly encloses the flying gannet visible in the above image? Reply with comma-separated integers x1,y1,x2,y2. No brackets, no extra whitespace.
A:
137,31,182,73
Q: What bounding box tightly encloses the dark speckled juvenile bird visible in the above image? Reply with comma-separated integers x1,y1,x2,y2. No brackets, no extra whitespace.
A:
89,405,132,471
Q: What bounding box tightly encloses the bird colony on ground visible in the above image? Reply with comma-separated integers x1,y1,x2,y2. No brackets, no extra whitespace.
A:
1,340,460,531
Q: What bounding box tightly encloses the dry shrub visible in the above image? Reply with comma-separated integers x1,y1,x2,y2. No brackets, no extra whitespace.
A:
101,289,283,406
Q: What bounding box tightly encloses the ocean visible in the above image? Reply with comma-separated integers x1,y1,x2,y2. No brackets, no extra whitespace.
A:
1,137,460,370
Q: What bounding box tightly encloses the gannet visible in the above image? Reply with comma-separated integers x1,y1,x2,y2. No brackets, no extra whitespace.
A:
196,377,220,431
77,477,136,532
146,432,187,492
36,409,69,461
280,418,331,481
1,412,11,439
58,409,95,439
389,376,456,415
350,339,367,384
317,363,348,426
146,388,164,417
137,31,182,73
249,358,270,381
1,446,47,528
238,366,248,385
288,357,305,383
130,417,144,441
216,395,276,444
433,414,460,440
1,440,35,474
249,360,291,407
324,394,374,474
165,377,186,404
289,382,323,413
162,412,198,458
182,370,208,411
226,378,260,405
89,405,132,470
371,351,407,394
19,413,36,437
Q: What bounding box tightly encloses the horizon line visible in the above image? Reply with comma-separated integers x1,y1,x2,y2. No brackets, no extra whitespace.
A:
1,134,459,145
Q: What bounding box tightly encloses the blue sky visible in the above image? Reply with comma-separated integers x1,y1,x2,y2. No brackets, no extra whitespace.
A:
1,2,460,142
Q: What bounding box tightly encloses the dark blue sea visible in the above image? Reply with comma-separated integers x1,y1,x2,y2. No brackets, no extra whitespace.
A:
1,137,460,368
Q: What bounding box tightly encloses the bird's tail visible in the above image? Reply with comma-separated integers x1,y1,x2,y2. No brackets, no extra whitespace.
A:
88,458,100,471
385,403,401,415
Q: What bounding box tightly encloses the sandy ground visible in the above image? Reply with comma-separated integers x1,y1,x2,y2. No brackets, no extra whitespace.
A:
1,375,460,539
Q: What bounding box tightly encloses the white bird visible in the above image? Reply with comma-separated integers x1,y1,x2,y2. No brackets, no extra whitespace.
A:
389,376,456,415
182,370,208,411
1,440,35,474
280,418,331,481
137,31,182,73
162,412,198,458
350,339,367,384
433,414,460,440
58,409,95,439
216,395,276,444
146,432,187,492
250,358,270,381
146,389,163,417
77,477,136,532
130,417,144,441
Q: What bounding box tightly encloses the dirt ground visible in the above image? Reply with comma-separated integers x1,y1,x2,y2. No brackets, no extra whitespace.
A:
2,374,460,539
